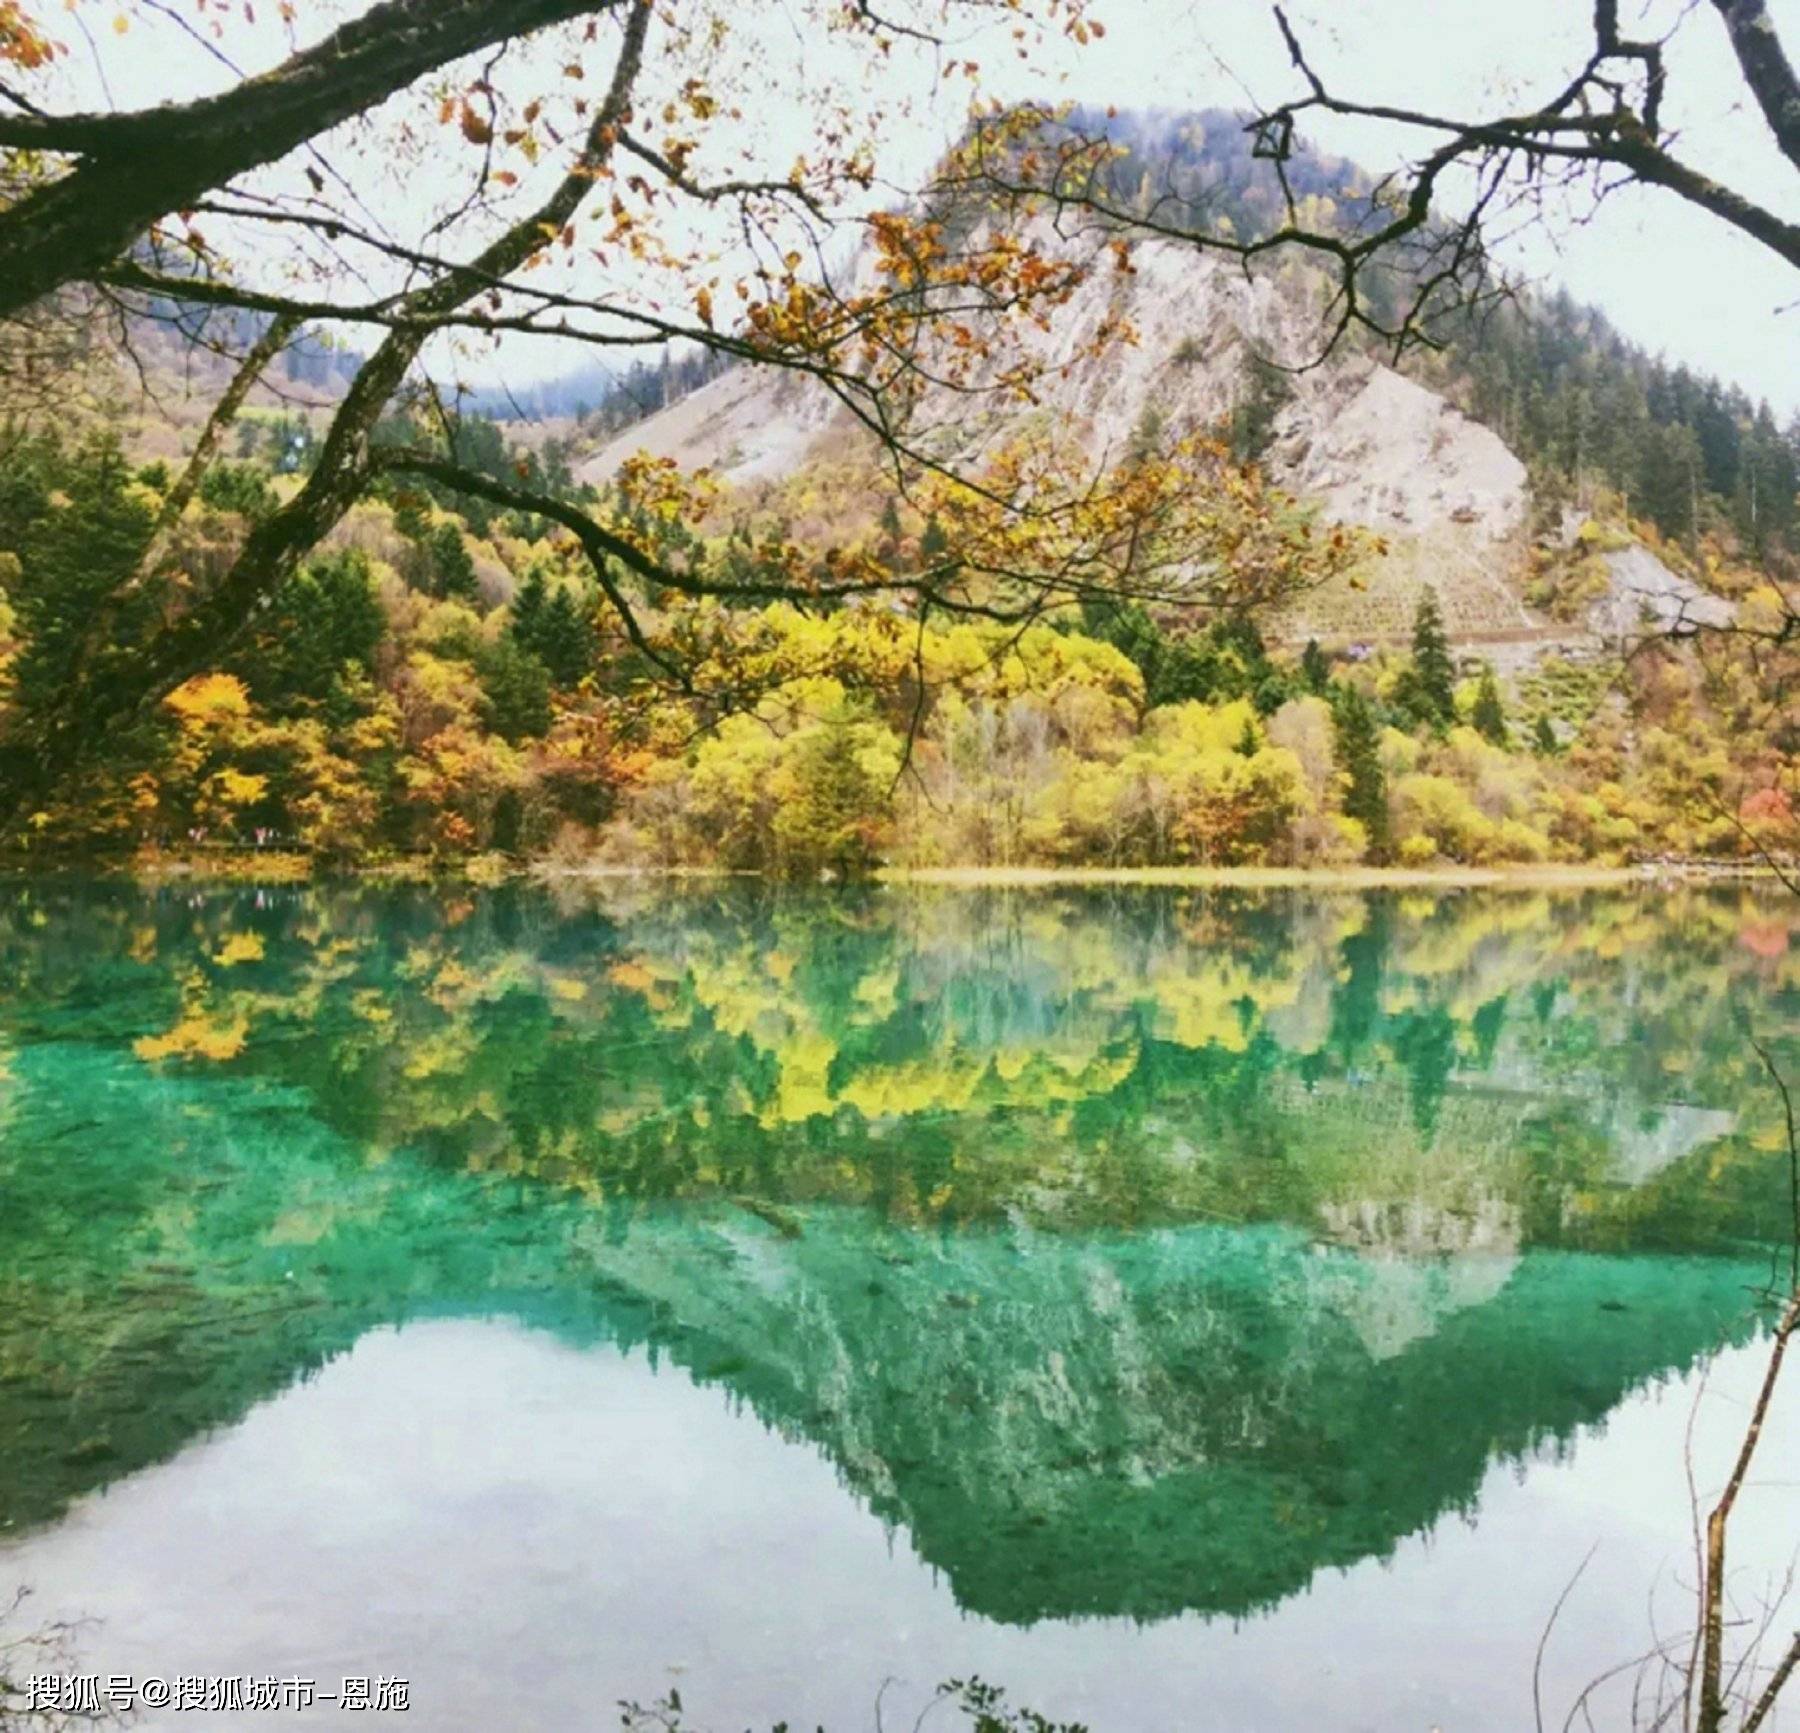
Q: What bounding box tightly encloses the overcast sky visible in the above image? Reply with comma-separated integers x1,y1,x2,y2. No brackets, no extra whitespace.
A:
986,0,1800,415
23,0,1800,413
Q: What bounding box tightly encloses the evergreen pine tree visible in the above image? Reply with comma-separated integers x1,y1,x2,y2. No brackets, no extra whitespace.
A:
1471,666,1508,745
536,586,595,687
1533,716,1560,755
392,495,429,543
428,522,479,602
478,640,552,742
510,564,549,655
1408,589,1456,731
1228,351,1294,463
241,549,384,714
197,461,275,518
1252,670,1292,716
772,700,891,878
1301,638,1331,694
1333,686,1389,860
11,436,158,717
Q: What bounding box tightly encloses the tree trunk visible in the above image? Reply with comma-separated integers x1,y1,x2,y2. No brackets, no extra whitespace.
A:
0,0,615,320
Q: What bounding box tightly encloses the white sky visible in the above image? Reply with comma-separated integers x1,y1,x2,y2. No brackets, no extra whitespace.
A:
18,0,1800,413
1043,0,1800,415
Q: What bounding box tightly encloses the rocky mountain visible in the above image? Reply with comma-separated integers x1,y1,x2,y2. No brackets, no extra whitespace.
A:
577,123,1740,671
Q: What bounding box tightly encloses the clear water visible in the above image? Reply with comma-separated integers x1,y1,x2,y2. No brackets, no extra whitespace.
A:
0,880,1797,1730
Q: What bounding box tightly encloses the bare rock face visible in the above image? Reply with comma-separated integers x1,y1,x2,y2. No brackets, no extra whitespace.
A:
578,235,1528,551
576,226,1728,665
585,227,1525,522
582,365,841,483
1585,544,1734,642
1266,363,1527,543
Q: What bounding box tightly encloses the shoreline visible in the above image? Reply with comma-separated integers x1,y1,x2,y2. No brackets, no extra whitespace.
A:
540,860,1786,891
873,862,1782,890
0,857,1787,892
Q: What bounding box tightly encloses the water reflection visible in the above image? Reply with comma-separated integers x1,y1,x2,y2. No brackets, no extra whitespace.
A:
6,1319,1796,1732
0,881,1796,1695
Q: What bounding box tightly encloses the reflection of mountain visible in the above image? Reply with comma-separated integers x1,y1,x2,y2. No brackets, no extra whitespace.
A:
580,1211,1762,1624
0,1028,1769,1627
0,881,1795,1627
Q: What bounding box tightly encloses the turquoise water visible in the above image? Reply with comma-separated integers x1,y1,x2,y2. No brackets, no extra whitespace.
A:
0,880,1797,1729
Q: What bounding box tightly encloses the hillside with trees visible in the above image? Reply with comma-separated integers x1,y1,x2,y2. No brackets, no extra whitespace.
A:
0,86,1794,878
0,399,1791,875
990,108,1800,565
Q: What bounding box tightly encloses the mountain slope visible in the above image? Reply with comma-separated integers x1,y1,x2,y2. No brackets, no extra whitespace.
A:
577,138,1738,664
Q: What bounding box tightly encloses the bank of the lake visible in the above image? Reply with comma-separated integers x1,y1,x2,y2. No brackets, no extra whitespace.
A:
4,849,1791,892
877,861,1789,889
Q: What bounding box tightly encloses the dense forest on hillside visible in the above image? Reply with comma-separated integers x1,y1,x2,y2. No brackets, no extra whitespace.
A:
252,110,1800,556
0,409,1791,876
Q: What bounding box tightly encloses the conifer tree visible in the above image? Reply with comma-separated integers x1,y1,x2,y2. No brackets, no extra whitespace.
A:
1333,686,1389,860
9,436,158,718
478,639,552,743
510,564,549,652
507,566,594,686
240,549,384,715
1301,638,1331,694
1406,589,1457,732
1229,351,1294,463
197,462,275,518
392,494,429,543
427,522,479,603
536,585,595,687
1472,666,1508,745
773,700,892,878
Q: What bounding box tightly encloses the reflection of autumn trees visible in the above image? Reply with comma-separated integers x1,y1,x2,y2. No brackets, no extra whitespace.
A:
1,882,1791,1247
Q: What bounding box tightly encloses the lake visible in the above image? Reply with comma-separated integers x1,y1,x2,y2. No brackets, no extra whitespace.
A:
1,879,1797,1731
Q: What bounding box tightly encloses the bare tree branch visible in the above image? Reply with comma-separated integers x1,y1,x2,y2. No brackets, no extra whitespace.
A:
0,0,626,320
